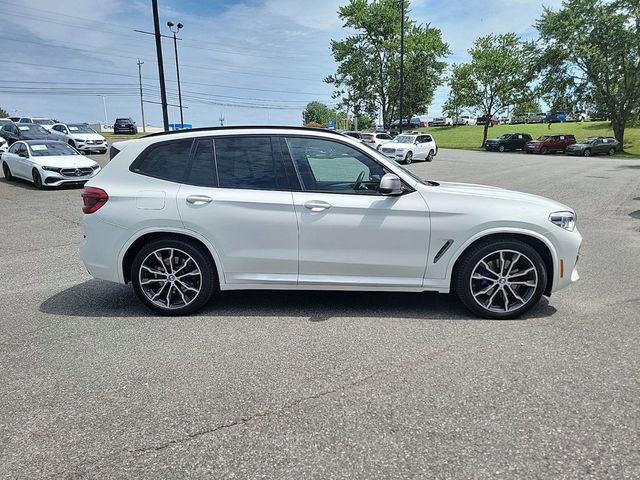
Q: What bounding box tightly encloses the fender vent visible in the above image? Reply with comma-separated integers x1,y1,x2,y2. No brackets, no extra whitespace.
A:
434,240,453,263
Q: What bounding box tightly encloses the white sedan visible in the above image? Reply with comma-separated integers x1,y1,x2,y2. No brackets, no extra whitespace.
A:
1,140,101,189
50,123,108,154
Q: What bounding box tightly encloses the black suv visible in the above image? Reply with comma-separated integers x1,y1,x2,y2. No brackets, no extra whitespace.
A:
0,122,51,146
113,118,138,134
485,133,532,152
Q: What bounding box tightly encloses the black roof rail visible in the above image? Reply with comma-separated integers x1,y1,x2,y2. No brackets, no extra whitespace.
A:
143,125,347,138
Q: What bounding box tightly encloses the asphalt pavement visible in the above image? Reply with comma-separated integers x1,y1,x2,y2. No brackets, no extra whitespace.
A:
1,147,639,479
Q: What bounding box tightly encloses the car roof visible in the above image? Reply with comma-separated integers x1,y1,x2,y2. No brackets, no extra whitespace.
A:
21,139,66,145
144,125,349,140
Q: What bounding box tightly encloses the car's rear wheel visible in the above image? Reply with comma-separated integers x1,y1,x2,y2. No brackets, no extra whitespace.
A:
404,151,413,165
608,147,616,156
2,162,13,181
498,144,505,152
583,148,592,157
32,169,44,189
131,239,217,316
454,239,547,319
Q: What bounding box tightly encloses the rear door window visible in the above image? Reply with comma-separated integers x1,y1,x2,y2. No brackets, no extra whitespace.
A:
186,138,217,187
130,139,193,182
214,136,288,190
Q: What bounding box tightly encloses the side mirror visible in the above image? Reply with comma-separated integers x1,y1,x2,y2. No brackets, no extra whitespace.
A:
379,173,403,196
18,151,28,158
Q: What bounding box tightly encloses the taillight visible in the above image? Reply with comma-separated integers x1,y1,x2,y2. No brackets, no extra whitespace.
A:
82,187,108,214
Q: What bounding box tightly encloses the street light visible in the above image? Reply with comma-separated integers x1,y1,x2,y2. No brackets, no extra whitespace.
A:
96,95,108,126
167,21,184,129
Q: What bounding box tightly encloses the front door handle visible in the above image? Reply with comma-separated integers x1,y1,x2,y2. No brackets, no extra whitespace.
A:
304,200,331,212
186,195,213,206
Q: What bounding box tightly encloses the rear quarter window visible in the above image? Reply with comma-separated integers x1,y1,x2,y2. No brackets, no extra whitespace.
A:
130,139,193,182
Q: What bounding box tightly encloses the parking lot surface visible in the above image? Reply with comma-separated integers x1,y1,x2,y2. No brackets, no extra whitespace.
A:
1,148,639,479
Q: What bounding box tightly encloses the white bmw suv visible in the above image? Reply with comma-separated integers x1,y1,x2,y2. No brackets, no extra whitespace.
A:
81,126,581,319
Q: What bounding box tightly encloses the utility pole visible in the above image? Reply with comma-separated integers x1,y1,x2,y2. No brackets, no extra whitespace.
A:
152,0,169,131
137,59,146,133
167,21,184,128
399,0,405,133
97,95,108,126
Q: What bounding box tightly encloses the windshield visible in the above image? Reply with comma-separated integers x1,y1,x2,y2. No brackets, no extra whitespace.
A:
394,135,416,144
536,135,550,141
498,134,512,139
18,124,49,134
67,124,96,133
33,119,54,126
29,142,78,156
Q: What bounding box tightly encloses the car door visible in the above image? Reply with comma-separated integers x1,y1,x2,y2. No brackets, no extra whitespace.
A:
3,142,24,179
176,136,299,286
285,135,430,288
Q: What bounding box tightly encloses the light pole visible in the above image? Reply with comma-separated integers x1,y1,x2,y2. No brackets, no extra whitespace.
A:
137,59,146,133
97,95,108,126
167,21,184,128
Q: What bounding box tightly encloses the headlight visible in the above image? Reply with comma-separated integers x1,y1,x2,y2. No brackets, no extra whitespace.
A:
549,211,576,231
42,166,60,172
91,164,100,170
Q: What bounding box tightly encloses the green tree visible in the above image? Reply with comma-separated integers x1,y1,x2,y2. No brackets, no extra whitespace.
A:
536,0,640,147
326,0,449,128
442,63,476,125
0,106,8,118
451,33,535,146
512,99,541,118
303,101,334,126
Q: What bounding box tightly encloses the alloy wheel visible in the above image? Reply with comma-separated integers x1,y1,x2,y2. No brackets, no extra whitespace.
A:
469,249,538,314
405,152,412,164
138,248,203,310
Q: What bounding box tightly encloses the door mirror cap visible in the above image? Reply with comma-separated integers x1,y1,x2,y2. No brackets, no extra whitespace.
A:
379,173,403,195
18,151,28,158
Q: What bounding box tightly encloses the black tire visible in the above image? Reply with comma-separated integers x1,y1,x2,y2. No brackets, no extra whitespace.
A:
131,238,217,316
540,147,549,155
2,161,13,181
68,140,76,149
498,144,505,152
453,239,547,320
583,148,591,157
426,150,434,162
32,169,44,189
608,147,616,156
404,151,413,165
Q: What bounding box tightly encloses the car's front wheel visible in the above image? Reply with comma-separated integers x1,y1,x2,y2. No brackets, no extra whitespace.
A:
498,144,505,152
454,239,547,319
608,147,616,156
404,151,413,165
426,150,434,162
583,148,592,157
131,238,217,316
32,169,44,189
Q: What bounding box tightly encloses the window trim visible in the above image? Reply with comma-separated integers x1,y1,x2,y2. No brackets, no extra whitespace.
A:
184,137,218,188
282,134,414,197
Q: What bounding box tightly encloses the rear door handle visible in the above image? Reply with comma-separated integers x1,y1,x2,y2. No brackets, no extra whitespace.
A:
186,195,213,206
304,200,331,212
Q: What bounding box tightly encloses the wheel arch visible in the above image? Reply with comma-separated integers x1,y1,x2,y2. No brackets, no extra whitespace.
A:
448,231,556,296
120,229,224,285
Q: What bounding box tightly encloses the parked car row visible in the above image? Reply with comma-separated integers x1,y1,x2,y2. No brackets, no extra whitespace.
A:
0,119,108,154
485,132,620,156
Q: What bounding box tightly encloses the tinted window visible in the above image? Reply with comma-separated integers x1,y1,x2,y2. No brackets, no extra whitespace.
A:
423,135,433,142
285,136,388,195
215,136,287,190
131,139,192,182
186,139,216,187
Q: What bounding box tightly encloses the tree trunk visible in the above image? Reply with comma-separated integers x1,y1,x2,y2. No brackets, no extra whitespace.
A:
481,120,490,147
612,116,626,150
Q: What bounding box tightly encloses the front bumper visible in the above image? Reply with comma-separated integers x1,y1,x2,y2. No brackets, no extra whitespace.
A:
382,151,408,161
565,149,583,156
75,142,107,152
546,226,582,294
41,168,100,186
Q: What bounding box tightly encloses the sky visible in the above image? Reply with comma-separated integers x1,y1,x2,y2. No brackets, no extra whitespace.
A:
0,0,563,128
